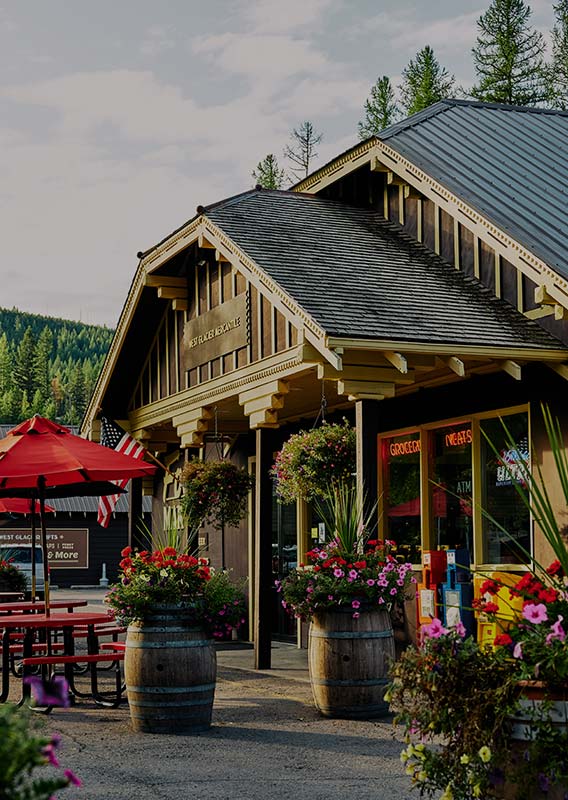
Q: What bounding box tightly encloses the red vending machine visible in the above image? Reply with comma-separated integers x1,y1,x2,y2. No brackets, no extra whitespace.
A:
416,550,447,625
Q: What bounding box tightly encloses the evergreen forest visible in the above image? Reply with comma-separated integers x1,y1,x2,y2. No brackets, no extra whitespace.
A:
0,307,113,425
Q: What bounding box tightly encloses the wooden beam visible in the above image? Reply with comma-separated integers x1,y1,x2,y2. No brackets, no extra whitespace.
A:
214,249,230,263
535,284,556,305
317,363,415,384
550,364,568,382
387,171,406,187
171,298,188,311
370,155,389,172
157,287,187,300
197,234,215,249
403,185,423,200
499,360,522,381
441,356,466,377
555,304,566,320
145,275,186,289
383,351,408,373
337,380,395,399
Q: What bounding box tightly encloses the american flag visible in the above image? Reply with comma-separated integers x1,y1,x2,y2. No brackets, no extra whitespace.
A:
97,418,146,528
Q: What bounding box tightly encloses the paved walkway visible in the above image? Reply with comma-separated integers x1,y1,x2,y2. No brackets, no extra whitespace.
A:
30,588,413,799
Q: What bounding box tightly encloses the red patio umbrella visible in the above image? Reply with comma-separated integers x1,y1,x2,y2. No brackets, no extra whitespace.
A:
0,416,156,612
0,498,54,514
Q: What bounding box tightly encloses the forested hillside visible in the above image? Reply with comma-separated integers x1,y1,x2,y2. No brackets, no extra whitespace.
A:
0,308,113,425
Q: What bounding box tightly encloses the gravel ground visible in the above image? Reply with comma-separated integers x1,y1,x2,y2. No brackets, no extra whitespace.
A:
30,665,414,800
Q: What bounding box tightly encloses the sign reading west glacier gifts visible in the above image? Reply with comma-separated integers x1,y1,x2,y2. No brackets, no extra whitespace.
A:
0,529,89,569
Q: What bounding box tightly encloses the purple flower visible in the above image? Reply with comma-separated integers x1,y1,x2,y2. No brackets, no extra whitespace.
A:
352,612,360,619
352,599,361,609
513,642,523,659
366,579,375,586
42,744,60,767
454,621,466,638
24,676,70,708
421,618,448,640
64,769,82,787
333,568,344,578
547,614,566,644
522,603,548,624
348,570,358,580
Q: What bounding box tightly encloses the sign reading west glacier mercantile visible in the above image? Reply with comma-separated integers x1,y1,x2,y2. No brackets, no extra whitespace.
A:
183,293,249,364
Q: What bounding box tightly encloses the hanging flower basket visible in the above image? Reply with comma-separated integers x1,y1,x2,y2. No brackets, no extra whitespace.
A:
180,459,254,530
271,420,356,504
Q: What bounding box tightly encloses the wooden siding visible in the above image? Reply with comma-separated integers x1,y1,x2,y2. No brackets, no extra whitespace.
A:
129,254,299,412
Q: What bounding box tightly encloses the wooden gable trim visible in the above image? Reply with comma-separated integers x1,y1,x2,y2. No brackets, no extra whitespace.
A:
369,142,568,314
128,342,319,431
294,139,568,317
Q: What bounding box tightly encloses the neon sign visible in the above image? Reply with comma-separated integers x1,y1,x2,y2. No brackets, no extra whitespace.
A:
444,428,472,448
389,439,421,457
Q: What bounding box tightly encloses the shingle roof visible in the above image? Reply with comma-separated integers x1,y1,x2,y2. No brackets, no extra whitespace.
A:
0,425,151,514
378,99,568,280
206,189,564,350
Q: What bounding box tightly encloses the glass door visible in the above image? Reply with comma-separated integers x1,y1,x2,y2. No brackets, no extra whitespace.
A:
271,487,297,640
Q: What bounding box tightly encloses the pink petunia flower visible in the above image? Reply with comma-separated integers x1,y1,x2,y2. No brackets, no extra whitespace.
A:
64,770,82,787
454,621,466,638
513,642,523,659
421,618,448,640
333,568,344,578
522,603,549,624
352,600,361,609
366,579,376,586
546,614,566,644
24,676,70,708
348,569,358,580
352,612,360,619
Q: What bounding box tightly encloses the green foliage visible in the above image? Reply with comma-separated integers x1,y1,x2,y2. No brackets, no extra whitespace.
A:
0,704,73,799
358,75,399,138
180,459,254,531
271,421,356,504
314,482,374,554
0,307,113,424
0,558,27,593
389,625,520,800
471,0,547,105
551,2,568,110
106,546,246,637
252,153,287,189
400,46,456,115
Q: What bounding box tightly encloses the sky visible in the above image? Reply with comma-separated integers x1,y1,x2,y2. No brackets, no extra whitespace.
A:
0,0,557,328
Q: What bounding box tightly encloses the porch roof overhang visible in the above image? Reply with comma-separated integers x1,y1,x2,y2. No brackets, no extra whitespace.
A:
82,188,568,441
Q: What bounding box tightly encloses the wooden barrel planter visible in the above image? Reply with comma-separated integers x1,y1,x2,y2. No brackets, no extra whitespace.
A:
308,606,395,719
125,604,216,734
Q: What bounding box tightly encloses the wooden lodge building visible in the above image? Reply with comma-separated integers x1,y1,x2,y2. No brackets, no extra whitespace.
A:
83,100,568,665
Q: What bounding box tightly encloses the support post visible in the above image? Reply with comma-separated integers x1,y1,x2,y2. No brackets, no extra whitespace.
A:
254,428,275,669
355,400,380,538
128,478,144,551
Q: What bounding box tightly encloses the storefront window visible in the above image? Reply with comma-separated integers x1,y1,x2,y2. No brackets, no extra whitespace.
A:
381,432,421,563
480,412,530,564
430,422,473,554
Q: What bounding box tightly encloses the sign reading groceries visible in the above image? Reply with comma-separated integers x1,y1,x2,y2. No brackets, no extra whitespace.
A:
0,529,89,569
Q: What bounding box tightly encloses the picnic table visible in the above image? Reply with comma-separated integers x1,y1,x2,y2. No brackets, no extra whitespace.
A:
0,610,124,708
0,599,88,614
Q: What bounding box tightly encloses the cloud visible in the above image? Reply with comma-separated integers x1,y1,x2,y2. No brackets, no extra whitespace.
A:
139,25,176,57
241,0,336,33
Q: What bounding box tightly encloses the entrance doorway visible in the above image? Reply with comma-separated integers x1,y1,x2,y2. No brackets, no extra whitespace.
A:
271,487,297,640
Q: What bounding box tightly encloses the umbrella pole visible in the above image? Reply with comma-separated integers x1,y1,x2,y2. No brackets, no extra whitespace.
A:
39,482,50,616
30,496,37,602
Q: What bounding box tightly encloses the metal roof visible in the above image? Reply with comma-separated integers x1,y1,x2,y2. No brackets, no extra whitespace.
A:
378,99,568,280
0,425,152,515
206,189,564,350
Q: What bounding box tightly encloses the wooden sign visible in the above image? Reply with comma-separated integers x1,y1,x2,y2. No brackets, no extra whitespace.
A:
0,529,89,569
184,293,249,364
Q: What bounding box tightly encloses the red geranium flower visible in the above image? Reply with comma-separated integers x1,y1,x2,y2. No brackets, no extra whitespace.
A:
494,633,513,647
480,579,500,596
546,560,563,576
538,587,559,604
121,546,132,558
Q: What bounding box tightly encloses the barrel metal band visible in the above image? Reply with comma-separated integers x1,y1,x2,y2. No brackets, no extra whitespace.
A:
310,677,389,687
129,697,213,708
309,630,392,639
126,639,211,648
127,683,216,694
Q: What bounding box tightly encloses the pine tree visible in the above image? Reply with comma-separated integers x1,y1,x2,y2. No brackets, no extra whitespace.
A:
283,121,323,181
551,0,568,109
400,46,456,115
12,327,37,398
66,362,87,423
34,326,53,404
252,154,287,189
0,334,12,394
358,76,399,139
471,0,547,106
